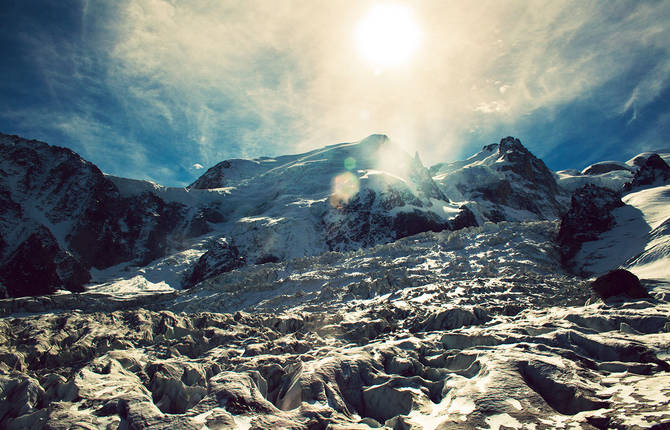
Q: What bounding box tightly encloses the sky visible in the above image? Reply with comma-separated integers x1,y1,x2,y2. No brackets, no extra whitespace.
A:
1,0,669,186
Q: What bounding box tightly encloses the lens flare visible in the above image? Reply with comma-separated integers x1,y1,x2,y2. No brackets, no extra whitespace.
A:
330,171,360,208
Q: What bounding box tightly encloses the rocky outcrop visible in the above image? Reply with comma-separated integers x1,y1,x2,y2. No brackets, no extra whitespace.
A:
496,137,560,195
183,238,244,288
557,184,625,265
478,137,562,219
0,226,89,297
188,159,269,189
582,162,631,175
590,269,648,299
624,153,670,191
324,185,475,252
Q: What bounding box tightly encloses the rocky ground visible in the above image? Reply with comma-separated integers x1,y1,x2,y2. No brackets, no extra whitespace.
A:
1,222,669,429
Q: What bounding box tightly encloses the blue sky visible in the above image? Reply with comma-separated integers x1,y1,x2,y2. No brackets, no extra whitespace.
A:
1,0,668,186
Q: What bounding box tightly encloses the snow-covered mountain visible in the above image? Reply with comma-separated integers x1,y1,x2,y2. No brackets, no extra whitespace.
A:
430,136,567,223
0,134,228,296
1,133,478,296
1,132,669,297
1,131,670,429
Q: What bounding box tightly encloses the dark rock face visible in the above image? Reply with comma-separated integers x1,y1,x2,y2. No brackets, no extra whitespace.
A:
0,227,89,296
391,210,450,239
497,137,560,196
188,159,267,189
624,153,670,191
255,255,280,265
183,238,244,288
557,184,625,264
582,163,631,176
324,186,476,252
448,205,478,231
591,269,648,299
66,189,185,269
478,137,562,219
0,134,194,297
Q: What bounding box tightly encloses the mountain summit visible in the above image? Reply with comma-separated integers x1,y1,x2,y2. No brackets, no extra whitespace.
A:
431,136,565,223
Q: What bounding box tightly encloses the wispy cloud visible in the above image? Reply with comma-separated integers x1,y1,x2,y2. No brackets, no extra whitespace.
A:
1,0,669,183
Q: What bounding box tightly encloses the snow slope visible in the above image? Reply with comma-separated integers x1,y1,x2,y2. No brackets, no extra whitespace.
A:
574,184,670,281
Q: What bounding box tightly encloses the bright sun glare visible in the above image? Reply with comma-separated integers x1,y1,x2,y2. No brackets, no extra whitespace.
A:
356,4,421,68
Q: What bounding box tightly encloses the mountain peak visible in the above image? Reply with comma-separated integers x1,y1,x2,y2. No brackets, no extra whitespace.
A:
360,133,389,144
498,136,526,153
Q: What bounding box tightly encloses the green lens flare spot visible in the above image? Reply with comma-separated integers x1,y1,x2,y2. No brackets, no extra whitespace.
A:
344,157,356,171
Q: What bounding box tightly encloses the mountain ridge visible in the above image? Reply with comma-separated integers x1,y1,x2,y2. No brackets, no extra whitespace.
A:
1,132,669,298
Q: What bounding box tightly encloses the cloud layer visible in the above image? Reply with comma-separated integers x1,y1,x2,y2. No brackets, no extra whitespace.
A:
1,0,668,184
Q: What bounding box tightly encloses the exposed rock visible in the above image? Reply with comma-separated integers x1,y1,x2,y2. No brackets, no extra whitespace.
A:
557,184,625,265
591,269,648,299
0,134,198,295
0,226,89,296
188,159,269,189
625,152,670,191
432,137,566,222
448,205,478,230
183,238,244,288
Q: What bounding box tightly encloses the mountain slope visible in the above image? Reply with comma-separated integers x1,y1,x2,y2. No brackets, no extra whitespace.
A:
0,133,475,296
431,137,567,223
0,134,216,296
2,131,669,298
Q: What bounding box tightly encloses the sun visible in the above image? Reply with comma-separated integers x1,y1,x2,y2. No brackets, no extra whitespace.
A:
355,4,421,68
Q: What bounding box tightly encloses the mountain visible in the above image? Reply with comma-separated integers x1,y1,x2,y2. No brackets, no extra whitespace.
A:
2,132,670,297
1,132,670,429
430,136,567,223
0,134,228,296
1,133,480,296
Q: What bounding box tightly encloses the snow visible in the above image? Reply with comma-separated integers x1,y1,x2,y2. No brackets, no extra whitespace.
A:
106,174,231,206
555,169,633,192
87,240,209,296
626,150,670,166
485,413,522,430
573,184,670,281
623,184,670,229
581,160,632,174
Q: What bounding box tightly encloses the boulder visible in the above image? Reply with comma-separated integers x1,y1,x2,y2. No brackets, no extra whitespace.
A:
590,269,648,299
